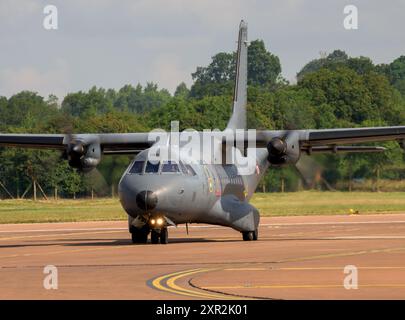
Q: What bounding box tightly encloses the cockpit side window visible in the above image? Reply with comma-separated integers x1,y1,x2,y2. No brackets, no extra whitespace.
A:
162,161,180,173
145,161,160,173
129,161,145,174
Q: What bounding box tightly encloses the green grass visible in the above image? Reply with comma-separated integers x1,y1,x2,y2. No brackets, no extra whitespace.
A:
251,191,405,216
1,191,405,224
0,198,127,224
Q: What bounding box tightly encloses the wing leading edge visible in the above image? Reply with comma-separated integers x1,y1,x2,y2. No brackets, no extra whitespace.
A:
304,126,405,146
233,126,405,154
0,133,154,154
2,125,405,156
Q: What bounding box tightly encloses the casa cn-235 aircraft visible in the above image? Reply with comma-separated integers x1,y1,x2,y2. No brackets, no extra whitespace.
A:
2,20,405,244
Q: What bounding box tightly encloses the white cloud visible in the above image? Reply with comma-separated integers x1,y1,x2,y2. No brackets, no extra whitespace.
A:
0,0,404,97
0,59,71,100
0,0,39,21
149,54,192,93
129,0,247,30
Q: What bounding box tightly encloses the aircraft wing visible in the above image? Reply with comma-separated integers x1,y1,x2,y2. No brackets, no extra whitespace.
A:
250,126,405,153
0,133,153,154
300,126,405,153
302,126,405,146
3,126,405,156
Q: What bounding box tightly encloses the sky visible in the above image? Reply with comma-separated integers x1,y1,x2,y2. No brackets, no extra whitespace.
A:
0,0,404,100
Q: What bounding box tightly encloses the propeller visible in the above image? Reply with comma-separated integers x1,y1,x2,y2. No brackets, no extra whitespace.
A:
267,131,299,166
267,128,325,189
81,167,110,197
295,153,323,188
267,137,287,158
62,125,108,196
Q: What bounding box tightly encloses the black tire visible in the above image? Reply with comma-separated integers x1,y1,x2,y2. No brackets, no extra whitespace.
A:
131,232,139,244
242,231,254,241
131,225,149,244
151,230,160,244
160,228,168,244
139,231,148,244
253,229,258,241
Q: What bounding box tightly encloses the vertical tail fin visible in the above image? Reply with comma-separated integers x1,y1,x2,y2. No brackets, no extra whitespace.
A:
227,20,248,130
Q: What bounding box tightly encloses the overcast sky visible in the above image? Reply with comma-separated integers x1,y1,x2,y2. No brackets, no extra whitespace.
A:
0,0,404,100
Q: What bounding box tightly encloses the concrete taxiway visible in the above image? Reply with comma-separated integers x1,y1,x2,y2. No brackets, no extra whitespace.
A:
1,214,405,299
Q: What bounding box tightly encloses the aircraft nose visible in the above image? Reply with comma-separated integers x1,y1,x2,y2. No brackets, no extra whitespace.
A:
135,190,158,211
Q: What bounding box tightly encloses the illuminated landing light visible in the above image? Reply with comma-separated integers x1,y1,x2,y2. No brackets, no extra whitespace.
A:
157,218,164,225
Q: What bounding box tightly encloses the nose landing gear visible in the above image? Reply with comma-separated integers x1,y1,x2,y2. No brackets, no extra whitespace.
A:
151,227,168,244
129,217,169,244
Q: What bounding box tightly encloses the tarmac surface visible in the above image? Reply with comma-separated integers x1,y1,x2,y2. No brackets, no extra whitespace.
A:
1,214,405,299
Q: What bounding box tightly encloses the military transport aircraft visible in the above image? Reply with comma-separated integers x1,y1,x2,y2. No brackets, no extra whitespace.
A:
1,20,405,244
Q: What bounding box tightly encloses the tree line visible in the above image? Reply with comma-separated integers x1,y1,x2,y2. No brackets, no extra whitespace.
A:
1,40,405,198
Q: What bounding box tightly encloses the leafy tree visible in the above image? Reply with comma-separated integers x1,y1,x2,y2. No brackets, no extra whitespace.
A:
378,56,405,96
247,40,281,87
2,47,405,195
174,82,190,98
297,50,376,80
346,57,375,75
147,96,232,131
113,83,171,113
3,91,59,130
190,40,281,98
62,86,115,117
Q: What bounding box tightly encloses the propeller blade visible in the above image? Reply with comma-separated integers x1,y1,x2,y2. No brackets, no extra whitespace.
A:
295,154,323,188
82,168,109,196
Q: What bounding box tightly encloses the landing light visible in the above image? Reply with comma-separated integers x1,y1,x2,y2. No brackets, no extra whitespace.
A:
157,218,164,225
150,218,156,225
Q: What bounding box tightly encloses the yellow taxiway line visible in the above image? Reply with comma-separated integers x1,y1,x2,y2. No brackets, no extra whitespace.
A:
151,268,248,300
202,284,405,290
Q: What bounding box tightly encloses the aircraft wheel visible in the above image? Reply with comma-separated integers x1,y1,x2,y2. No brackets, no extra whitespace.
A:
151,230,160,244
160,228,168,244
131,225,149,244
253,228,258,241
242,231,254,241
131,232,139,244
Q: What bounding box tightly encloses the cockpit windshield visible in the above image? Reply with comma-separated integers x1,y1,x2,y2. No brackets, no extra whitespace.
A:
128,159,192,175
162,161,180,173
129,161,144,174
145,161,160,173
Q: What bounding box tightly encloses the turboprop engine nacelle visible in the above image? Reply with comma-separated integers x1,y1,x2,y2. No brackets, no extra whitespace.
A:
65,138,101,172
267,132,300,166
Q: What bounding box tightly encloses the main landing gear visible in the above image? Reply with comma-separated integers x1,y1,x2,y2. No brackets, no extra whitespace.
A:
130,224,149,244
242,229,258,241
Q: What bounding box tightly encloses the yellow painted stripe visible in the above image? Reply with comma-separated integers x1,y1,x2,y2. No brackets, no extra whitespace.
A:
202,284,405,289
166,269,237,300
0,230,123,241
151,269,203,298
281,266,405,271
151,268,247,300
0,244,130,260
224,268,267,271
276,246,405,264
152,268,226,299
